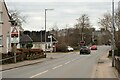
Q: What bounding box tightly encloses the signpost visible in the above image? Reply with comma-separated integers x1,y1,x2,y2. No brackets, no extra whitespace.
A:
48,35,53,53
80,41,85,47
11,26,19,63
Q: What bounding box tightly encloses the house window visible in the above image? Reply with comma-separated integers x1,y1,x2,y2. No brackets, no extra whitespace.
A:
0,35,3,47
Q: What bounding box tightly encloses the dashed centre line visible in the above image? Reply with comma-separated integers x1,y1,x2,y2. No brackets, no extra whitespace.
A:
52,65,63,69
65,61,71,64
30,58,78,78
71,59,76,61
30,70,48,78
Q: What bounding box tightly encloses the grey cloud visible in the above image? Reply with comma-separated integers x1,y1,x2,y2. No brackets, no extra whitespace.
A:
5,1,119,31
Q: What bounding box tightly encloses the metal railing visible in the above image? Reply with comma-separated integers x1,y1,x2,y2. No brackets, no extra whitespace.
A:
0,55,20,62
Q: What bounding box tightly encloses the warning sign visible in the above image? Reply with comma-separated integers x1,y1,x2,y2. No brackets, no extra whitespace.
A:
12,27,18,33
11,26,19,43
11,27,18,38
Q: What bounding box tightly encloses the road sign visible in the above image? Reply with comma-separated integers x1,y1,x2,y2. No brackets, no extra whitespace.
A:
11,27,18,38
80,41,85,44
80,41,85,46
11,26,19,43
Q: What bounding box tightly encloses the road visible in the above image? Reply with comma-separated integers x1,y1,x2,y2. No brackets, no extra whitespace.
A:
2,46,110,78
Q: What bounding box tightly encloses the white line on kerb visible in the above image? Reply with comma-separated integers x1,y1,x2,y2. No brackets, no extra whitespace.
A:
65,61,71,64
30,70,48,78
52,65,63,69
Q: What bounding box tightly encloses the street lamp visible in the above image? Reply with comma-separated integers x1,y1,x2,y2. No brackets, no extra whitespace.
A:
111,0,115,67
45,9,54,54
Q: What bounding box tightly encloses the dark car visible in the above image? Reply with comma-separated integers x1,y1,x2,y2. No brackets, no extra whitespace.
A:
80,46,91,54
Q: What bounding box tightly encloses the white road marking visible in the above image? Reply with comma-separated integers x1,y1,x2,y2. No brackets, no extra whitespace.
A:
52,65,63,69
30,70,48,78
71,59,76,61
65,61,71,64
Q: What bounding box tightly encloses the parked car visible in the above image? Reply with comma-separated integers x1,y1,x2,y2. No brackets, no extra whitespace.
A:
90,45,97,50
80,46,91,54
67,46,74,52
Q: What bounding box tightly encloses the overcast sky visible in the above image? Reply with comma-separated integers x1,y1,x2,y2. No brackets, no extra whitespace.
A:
5,0,120,31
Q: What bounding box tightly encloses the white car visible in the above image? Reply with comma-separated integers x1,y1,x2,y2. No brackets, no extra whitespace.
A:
67,46,74,51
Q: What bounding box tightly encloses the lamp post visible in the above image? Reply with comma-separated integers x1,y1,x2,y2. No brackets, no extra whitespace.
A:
45,9,54,54
111,0,115,67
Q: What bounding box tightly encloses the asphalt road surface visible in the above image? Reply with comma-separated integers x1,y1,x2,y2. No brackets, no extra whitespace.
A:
2,46,110,78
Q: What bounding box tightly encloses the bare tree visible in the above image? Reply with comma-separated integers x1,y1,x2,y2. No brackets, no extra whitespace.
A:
98,13,112,31
76,14,91,41
115,10,120,30
9,9,27,27
50,23,59,39
76,14,91,28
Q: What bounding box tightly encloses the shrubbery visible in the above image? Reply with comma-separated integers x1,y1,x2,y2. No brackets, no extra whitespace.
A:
56,44,67,52
2,48,46,64
108,49,120,57
26,43,33,49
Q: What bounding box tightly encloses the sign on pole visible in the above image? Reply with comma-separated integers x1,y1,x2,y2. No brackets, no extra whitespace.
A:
11,26,19,43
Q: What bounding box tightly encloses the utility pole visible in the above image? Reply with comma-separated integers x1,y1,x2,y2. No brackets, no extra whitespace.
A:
45,9,47,54
9,20,17,63
81,27,84,41
111,0,115,67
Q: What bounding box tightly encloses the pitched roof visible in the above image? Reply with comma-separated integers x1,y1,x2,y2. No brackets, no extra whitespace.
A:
3,0,11,20
23,31,57,43
20,33,33,44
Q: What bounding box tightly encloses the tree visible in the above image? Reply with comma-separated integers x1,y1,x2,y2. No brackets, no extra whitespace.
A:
115,10,120,30
50,23,59,39
98,11,120,48
76,14,91,28
9,9,27,27
115,10,120,50
98,13,112,31
76,14,91,41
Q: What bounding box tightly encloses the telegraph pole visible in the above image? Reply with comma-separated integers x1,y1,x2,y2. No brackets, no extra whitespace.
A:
111,0,115,67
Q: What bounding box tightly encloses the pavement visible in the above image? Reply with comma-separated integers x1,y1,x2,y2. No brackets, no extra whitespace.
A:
93,52,120,79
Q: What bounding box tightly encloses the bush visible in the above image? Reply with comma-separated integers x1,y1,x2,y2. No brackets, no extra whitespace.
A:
26,43,33,49
56,44,67,52
73,46,79,50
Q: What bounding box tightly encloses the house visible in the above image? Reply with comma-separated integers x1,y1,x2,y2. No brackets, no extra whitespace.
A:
19,32,33,48
23,31,58,52
0,0,11,54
